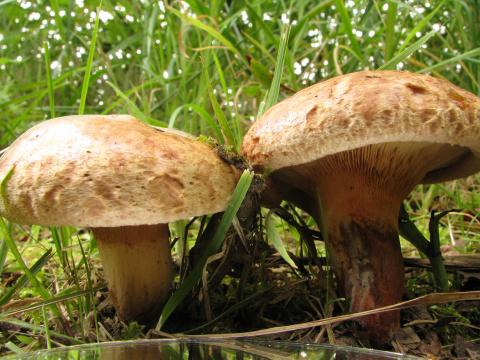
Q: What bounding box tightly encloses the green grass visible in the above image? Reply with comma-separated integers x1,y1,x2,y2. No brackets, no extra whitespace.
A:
156,170,253,330
1,0,480,356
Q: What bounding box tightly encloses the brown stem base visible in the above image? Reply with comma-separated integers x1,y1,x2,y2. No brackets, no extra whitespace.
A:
92,224,173,324
270,142,464,344
326,216,404,343
312,170,408,344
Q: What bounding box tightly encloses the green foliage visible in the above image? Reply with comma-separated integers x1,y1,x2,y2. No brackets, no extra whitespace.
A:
2,0,479,138
265,211,298,270
156,170,253,330
259,24,290,117
78,2,101,115
0,249,52,307
43,42,55,118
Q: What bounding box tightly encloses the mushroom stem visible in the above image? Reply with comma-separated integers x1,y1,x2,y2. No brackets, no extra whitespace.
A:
92,224,173,324
276,142,461,342
314,175,405,342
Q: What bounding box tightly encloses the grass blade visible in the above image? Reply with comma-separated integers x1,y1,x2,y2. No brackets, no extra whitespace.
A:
378,30,436,70
0,249,53,307
156,170,254,330
48,0,65,42
4,341,23,354
0,318,83,344
42,306,52,349
78,2,101,115
244,4,277,46
266,212,297,270
258,24,290,117
168,7,242,60
0,218,52,302
78,236,100,341
0,0,15,6
43,42,55,118
203,59,237,148
168,104,223,141
384,1,398,61
334,0,366,66
419,47,480,73
106,81,167,127
290,0,334,41
208,89,236,148
243,32,276,64
398,0,445,53
0,166,14,214
0,238,7,274
100,78,161,114
0,287,102,318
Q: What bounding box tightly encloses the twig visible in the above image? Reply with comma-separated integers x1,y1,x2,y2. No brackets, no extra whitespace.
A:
181,291,480,339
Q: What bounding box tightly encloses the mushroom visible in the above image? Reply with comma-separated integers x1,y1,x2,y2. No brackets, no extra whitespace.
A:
242,70,480,342
0,114,237,323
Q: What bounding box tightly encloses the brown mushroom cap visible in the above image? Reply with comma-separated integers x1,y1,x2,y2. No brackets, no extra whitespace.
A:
242,70,480,183
0,114,237,227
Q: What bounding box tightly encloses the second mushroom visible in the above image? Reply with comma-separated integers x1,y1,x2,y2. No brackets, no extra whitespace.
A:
0,114,238,323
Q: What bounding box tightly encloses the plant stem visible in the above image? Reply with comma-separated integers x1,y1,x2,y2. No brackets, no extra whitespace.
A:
428,210,452,292
398,205,450,292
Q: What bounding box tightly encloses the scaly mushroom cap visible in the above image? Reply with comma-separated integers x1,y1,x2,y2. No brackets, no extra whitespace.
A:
242,70,480,183
0,115,237,227
242,70,480,343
